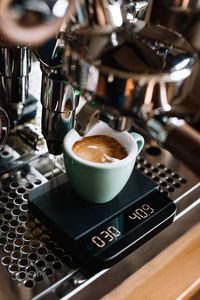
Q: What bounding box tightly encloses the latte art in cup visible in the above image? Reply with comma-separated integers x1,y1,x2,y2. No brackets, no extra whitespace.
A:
64,121,144,203
72,135,128,163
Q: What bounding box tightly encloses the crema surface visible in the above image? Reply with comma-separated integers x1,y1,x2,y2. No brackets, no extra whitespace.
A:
72,135,128,163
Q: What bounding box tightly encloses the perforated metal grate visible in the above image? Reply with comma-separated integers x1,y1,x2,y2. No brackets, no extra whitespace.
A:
136,155,187,196
0,167,75,289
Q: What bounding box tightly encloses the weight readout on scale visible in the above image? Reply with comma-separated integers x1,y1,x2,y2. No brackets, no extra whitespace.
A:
86,203,155,252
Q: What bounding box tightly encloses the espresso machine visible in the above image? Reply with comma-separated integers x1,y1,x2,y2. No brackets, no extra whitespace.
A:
0,1,199,299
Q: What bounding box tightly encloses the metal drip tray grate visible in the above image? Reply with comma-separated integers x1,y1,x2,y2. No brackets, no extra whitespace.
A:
0,166,79,292
136,155,187,196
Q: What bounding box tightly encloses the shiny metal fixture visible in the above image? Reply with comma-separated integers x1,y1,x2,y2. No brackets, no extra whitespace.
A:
0,0,69,45
74,21,197,133
151,0,200,131
151,0,200,51
0,38,32,126
0,106,9,150
35,31,80,155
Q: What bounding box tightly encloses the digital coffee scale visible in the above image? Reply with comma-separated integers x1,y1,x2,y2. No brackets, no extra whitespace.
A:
29,169,176,271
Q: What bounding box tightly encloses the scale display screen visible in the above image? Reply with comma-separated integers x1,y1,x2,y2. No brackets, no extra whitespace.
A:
79,191,176,263
84,202,155,255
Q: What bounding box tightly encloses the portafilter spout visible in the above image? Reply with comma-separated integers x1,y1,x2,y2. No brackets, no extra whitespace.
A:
34,32,80,155
40,70,80,155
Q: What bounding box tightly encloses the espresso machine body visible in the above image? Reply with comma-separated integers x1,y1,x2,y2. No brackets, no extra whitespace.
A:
0,1,199,299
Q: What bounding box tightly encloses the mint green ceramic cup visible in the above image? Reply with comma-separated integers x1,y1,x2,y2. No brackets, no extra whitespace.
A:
63,122,144,204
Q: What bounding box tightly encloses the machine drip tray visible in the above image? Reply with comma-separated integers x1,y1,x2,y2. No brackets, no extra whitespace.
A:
29,170,176,270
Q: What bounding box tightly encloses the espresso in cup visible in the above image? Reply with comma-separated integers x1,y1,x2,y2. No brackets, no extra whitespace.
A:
72,135,128,163
64,121,144,203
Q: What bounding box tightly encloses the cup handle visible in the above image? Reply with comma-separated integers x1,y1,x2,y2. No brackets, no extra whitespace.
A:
130,132,144,155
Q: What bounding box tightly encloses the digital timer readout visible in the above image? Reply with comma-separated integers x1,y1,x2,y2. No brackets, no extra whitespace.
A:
91,204,155,249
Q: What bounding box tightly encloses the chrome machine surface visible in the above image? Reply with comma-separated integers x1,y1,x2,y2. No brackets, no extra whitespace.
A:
0,1,199,299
